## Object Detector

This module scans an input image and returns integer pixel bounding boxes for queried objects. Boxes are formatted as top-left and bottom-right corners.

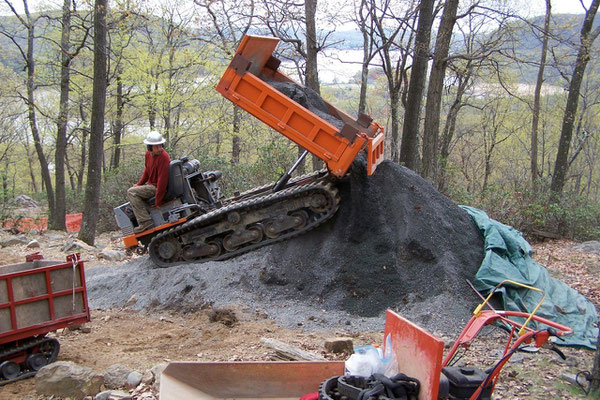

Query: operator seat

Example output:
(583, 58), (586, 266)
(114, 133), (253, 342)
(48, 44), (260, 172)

(147, 160), (186, 205)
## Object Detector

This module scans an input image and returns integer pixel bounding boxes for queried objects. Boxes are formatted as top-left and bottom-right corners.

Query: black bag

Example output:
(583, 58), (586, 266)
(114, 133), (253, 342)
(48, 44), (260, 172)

(319, 373), (420, 400)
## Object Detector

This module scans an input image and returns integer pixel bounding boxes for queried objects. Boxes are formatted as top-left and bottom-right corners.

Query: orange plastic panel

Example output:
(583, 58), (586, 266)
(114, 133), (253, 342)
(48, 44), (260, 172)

(384, 310), (444, 400)
(216, 34), (386, 177)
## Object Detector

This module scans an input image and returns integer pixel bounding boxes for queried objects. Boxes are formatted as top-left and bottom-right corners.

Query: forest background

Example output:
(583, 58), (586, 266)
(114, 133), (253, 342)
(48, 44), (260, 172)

(0, 0), (598, 244)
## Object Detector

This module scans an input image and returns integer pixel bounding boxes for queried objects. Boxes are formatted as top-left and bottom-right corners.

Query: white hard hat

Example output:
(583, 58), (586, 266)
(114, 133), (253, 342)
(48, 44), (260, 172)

(143, 130), (166, 145)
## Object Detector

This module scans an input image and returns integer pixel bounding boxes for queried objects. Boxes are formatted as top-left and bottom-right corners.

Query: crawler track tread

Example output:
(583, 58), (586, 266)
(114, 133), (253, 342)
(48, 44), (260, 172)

(0, 337), (60, 386)
(149, 173), (339, 267)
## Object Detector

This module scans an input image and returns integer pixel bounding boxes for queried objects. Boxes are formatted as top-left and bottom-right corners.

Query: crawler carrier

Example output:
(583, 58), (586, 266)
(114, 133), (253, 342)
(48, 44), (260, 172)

(114, 35), (385, 267)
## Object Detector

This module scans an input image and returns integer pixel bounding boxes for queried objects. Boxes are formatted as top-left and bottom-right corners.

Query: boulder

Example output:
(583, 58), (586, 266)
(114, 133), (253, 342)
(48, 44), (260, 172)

(14, 194), (39, 208)
(150, 363), (168, 392)
(35, 361), (104, 400)
(103, 363), (133, 389)
(99, 249), (127, 262)
(127, 370), (143, 388)
(61, 239), (96, 252)
(27, 239), (40, 249)
(45, 232), (66, 241)
(324, 337), (354, 354)
(571, 241), (600, 254)
(94, 391), (113, 400)
(0, 235), (28, 247)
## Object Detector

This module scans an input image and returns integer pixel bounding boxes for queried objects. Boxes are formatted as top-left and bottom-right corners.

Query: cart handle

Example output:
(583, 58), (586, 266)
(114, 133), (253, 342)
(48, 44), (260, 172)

(472, 279), (545, 336)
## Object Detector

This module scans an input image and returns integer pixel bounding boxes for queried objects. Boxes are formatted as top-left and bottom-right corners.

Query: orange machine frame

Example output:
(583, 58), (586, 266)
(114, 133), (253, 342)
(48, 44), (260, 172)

(216, 35), (385, 178)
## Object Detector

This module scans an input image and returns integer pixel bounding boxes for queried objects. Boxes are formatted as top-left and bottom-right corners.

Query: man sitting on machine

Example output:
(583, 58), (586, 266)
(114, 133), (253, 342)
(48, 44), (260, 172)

(127, 130), (171, 234)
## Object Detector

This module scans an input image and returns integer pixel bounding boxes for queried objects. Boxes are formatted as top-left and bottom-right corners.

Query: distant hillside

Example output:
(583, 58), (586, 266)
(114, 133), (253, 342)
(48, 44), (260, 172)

(508, 13), (597, 85)
(0, 11), (594, 86)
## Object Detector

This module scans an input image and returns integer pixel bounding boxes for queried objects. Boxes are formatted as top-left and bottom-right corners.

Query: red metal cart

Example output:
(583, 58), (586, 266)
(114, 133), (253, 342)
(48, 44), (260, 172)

(0, 253), (90, 385)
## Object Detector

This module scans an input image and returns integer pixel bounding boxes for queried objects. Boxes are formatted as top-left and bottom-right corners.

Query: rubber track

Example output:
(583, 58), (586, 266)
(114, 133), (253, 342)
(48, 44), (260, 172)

(149, 177), (339, 268)
(0, 337), (60, 386)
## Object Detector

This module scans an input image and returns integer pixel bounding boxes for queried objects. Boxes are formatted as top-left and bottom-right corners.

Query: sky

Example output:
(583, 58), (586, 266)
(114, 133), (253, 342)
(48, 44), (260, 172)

(0, 0), (595, 18)
(527, 0), (592, 16)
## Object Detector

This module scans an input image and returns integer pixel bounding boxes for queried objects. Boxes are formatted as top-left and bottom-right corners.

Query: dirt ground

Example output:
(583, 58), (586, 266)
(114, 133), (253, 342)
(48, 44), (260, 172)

(0, 229), (598, 399)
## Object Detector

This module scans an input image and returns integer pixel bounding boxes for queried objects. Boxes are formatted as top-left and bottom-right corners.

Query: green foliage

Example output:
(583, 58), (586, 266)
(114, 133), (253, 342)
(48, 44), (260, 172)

(467, 180), (600, 241)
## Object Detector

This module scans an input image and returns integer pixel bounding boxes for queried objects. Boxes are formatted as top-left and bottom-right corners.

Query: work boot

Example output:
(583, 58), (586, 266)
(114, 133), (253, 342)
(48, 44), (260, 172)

(134, 220), (154, 234)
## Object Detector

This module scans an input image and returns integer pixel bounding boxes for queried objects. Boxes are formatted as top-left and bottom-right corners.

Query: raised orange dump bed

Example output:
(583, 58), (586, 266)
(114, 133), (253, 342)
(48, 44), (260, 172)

(216, 35), (385, 177)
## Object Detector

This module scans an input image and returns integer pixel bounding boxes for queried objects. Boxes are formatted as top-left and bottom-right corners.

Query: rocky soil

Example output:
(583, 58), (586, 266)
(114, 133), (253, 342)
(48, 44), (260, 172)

(0, 234), (597, 400)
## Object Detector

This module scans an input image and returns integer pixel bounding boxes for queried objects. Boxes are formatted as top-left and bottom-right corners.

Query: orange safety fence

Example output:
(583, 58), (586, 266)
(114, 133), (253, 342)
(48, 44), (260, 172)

(1, 213), (83, 233)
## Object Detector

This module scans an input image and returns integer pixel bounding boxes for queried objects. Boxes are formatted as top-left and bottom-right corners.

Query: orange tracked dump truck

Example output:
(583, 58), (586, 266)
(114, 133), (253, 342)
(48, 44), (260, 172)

(114, 34), (385, 267)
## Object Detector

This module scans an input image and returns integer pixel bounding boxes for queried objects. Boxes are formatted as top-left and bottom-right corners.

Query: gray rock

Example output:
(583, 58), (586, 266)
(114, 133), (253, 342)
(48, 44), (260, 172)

(61, 239), (96, 252)
(324, 337), (354, 354)
(103, 363), (133, 389)
(35, 361), (104, 400)
(571, 241), (600, 254)
(14, 194), (39, 208)
(94, 390), (113, 400)
(99, 249), (127, 262)
(0, 235), (28, 247)
(27, 239), (40, 248)
(124, 294), (138, 308)
(45, 233), (66, 241)
(127, 370), (143, 388)
(141, 370), (154, 385)
(560, 372), (589, 387)
(150, 363), (168, 392)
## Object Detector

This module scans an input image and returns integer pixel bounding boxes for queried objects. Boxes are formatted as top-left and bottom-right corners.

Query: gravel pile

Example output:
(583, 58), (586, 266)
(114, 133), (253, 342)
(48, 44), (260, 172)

(87, 156), (484, 335)
(264, 79), (345, 130)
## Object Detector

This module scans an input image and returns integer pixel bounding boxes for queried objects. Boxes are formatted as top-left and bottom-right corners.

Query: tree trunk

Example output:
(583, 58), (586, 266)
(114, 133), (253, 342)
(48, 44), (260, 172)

(399, 0), (434, 170)
(437, 80), (466, 192)
(390, 90), (400, 161)
(232, 106), (241, 164)
(24, 133), (38, 193)
(304, 0), (322, 171)
(77, 103), (88, 193)
(1, 167), (7, 204)
(357, 0), (371, 115)
(148, 81), (157, 129)
(52, 0), (72, 231)
(111, 72), (124, 170)
(79, 0), (107, 245)
(24, 7), (56, 221)
(531, 0), (551, 191)
(78, 127), (87, 193)
(551, 0), (600, 196)
(421, 0), (458, 181)
(64, 150), (77, 191)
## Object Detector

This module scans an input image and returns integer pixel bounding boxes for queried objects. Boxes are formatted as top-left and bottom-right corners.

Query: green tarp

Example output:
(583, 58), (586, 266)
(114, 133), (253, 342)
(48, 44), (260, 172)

(461, 206), (598, 350)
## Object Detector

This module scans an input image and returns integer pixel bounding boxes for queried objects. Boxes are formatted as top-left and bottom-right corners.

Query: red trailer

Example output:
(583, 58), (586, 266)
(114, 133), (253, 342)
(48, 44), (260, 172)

(0, 253), (90, 385)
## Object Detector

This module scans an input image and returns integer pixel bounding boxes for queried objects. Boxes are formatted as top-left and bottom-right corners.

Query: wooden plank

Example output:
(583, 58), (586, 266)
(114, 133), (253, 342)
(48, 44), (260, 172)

(260, 338), (325, 361)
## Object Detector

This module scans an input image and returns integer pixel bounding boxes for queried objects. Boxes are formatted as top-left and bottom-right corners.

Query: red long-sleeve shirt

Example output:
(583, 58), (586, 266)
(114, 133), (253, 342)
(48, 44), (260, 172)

(136, 149), (171, 207)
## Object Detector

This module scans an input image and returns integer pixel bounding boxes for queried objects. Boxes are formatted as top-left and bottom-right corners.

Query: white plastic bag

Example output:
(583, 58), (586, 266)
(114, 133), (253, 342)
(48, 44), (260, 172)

(345, 334), (398, 377)
(344, 345), (382, 377)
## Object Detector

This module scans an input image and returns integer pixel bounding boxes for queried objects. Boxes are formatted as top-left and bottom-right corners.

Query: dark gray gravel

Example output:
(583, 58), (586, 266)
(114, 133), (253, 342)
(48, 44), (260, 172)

(87, 157), (484, 336)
